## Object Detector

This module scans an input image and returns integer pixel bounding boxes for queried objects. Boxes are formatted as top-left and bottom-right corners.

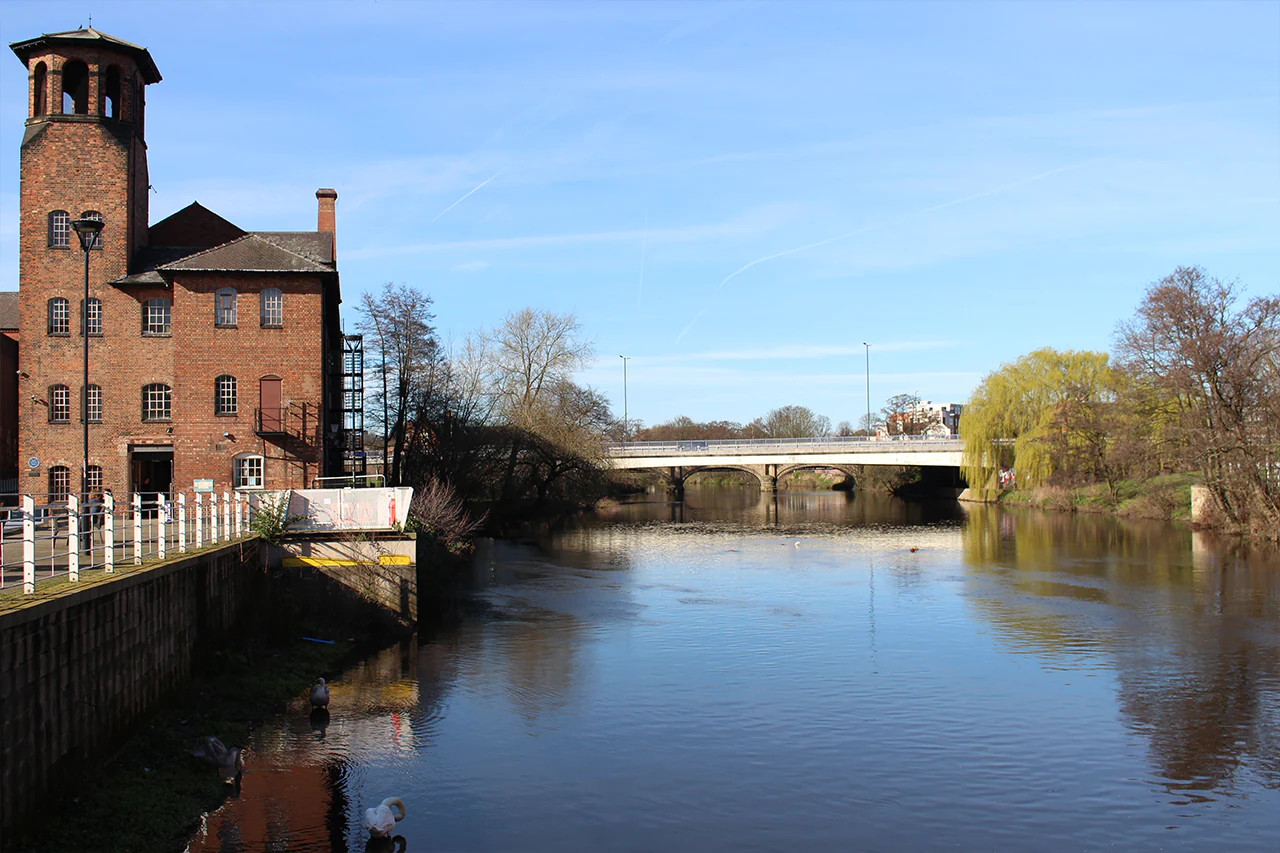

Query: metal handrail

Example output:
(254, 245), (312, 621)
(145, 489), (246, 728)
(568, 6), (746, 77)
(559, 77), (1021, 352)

(605, 434), (962, 454)
(1, 489), (258, 595)
(310, 474), (387, 489)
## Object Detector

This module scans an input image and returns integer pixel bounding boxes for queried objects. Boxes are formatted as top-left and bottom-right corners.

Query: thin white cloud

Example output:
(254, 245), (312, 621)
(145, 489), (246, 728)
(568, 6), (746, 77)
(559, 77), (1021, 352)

(673, 161), (1089, 343)
(599, 341), (955, 366)
(451, 260), (489, 273)
(345, 206), (789, 259)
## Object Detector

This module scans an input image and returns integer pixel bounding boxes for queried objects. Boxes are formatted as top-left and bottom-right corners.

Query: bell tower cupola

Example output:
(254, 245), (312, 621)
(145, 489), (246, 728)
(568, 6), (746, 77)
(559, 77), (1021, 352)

(10, 28), (162, 267)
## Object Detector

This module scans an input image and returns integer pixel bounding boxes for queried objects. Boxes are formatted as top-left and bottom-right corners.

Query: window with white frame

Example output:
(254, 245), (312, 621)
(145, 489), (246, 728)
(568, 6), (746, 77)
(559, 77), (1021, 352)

(84, 384), (102, 423)
(49, 385), (70, 422)
(48, 210), (70, 247)
(260, 288), (283, 327)
(142, 383), (171, 421)
(215, 375), (237, 415)
(215, 288), (237, 326)
(235, 455), (264, 489)
(82, 297), (102, 336)
(48, 297), (69, 335)
(49, 466), (70, 501)
(86, 465), (102, 492)
(143, 298), (171, 336)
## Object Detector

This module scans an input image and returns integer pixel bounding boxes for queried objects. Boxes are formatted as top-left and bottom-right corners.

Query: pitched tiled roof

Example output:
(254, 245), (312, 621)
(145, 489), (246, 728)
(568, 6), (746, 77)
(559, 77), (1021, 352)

(254, 232), (333, 266)
(9, 28), (161, 83)
(0, 291), (18, 330)
(160, 233), (334, 273)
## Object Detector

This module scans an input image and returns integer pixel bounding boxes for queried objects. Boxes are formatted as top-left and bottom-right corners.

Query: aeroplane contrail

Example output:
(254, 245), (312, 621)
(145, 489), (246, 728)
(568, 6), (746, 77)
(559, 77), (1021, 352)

(715, 162), (1081, 293)
(432, 168), (507, 222)
(674, 161), (1085, 343)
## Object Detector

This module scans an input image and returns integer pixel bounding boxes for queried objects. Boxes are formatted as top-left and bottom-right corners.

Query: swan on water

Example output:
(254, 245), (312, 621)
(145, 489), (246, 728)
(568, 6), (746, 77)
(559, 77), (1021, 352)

(310, 677), (331, 707)
(363, 797), (407, 837)
(191, 736), (245, 783)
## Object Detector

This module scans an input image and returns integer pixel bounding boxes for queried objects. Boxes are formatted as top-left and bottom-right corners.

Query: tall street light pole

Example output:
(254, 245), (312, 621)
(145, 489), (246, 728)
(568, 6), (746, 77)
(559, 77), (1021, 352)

(619, 355), (629, 442)
(862, 342), (870, 438)
(72, 216), (104, 514)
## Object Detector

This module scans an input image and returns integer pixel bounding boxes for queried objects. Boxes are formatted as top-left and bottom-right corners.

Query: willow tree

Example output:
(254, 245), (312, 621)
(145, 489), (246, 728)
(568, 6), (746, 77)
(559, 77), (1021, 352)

(961, 348), (1116, 498)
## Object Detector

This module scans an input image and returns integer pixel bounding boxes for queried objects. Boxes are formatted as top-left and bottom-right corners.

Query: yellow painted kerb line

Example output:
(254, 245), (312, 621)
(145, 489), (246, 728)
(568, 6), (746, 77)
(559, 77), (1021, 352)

(282, 555), (413, 568)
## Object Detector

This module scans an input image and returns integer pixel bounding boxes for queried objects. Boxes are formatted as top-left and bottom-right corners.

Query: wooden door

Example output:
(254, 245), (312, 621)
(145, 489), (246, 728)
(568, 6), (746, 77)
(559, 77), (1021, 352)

(260, 377), (282, 432)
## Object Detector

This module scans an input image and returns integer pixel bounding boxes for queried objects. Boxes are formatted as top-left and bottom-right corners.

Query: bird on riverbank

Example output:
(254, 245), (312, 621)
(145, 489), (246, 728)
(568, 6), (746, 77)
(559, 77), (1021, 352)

(363, 797), (407, 837)
(310, 677), (330, 708)
(191, 736), (245, 783)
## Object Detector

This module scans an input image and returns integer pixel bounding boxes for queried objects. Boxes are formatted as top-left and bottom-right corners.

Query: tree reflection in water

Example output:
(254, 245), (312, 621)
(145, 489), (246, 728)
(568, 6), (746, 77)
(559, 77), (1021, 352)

(962, 505), (1280, 796)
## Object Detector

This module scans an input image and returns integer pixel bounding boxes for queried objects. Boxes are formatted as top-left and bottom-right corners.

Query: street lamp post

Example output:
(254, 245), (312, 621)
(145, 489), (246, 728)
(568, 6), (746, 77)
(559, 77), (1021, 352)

(71, 217), (104, 519)
(862, 342), (870, 438)
(619, 355), (630, 442)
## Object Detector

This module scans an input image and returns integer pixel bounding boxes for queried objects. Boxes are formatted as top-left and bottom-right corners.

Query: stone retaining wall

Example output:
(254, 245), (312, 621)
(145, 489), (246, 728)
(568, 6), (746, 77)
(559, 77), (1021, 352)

(0, 538), (261, 839)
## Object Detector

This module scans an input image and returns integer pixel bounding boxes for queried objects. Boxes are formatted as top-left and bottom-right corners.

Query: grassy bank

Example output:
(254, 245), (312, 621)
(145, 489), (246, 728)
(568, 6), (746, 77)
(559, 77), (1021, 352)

(12, 572), (402, 853)
(993, 473), (1197, 522)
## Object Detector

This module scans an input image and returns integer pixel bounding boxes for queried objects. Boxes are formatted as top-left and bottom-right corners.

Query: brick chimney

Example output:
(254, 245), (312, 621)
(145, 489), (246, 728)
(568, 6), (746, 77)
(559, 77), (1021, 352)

(316, 188), (337, 258)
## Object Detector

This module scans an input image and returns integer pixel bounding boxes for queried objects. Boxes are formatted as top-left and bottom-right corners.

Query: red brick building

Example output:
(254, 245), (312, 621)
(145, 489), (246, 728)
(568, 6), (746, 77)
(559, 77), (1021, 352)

(10, 28), (346, 500)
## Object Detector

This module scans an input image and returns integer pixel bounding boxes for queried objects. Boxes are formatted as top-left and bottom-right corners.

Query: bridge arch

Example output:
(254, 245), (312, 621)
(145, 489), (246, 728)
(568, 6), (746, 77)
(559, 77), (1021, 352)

(665, 463), (860, 493)
(661, 464), (775, 493)
(774, 463), (859, 488)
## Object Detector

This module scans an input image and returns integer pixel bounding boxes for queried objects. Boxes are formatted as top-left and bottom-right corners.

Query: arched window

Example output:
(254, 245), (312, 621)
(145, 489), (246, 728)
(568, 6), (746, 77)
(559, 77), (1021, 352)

(234, 454), (264, 490)
(260, 288), (283, 327)
(215, 288), (237, 326)
(33, 62), (47, 116)
(61, 60), (89, 115)
(142, 384), (171, 422)
(103, 65), (121, 119)
(84, 384), (102, 423)
(142, 298), (171, 336)
(48, 297), (70, 335)
(49, 385), (71, 422)
(49, 466), (70, 502)
(78, 211), (103, 249)
(215, 375), (238, 415)
(86, 466), (102, 493)
(81, 297), (102, 336)
(48, 210), (70, 247)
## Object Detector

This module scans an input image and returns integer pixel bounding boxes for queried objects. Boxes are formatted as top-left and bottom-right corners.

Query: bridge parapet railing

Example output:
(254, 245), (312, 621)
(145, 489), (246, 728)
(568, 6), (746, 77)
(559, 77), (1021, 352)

(605, 434), (962, 456)
(0, 489), (261, 596)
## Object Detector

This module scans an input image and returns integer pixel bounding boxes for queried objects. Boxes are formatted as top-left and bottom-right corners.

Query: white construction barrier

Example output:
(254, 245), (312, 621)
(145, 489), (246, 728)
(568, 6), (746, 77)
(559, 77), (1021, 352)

(274, 487), (413, 532)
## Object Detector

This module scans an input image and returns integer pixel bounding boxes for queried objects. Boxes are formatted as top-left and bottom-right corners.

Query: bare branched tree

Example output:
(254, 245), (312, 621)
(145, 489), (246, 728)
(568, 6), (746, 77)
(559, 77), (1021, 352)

(357, 283), (441, 486)
(1115, 266), (1280, 534)
(880, 393), (940, 436)
(752, 405), (831, 438)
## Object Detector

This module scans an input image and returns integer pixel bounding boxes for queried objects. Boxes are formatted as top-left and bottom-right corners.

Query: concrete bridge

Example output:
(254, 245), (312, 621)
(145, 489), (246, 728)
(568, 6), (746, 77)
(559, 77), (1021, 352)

(605, 435), (963, 492)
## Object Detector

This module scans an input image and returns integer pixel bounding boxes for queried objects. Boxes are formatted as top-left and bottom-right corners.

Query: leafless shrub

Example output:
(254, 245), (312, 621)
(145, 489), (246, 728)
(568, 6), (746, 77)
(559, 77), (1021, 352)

(410, 477), (486, 555)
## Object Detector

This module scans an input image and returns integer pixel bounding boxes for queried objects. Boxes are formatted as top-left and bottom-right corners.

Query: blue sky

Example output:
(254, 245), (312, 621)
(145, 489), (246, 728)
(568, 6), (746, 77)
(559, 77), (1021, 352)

(2, 1), (1277, 428)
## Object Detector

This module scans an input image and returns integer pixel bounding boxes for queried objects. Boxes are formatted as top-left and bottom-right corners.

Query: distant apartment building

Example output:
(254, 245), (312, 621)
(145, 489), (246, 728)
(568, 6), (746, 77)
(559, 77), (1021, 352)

(10, 27), (347, 500)
(879, 400), (963, 437)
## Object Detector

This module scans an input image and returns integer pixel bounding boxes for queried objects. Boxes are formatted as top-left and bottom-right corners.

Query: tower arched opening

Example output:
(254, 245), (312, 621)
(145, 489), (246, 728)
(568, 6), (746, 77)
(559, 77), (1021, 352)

(61, 59), (89, 115)
(103, 65), (121, 119)
(33, 62), (47, 116)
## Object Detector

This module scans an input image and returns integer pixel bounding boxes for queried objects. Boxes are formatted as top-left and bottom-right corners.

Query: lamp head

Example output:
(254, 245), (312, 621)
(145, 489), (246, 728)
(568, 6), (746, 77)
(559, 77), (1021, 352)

(71, 217), (104, 251)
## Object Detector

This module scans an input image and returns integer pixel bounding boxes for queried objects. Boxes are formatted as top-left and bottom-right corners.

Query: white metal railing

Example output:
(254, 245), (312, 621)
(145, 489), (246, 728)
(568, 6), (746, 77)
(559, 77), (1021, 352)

(310, 474), (387, 489)
(0, 490), (261, 596)
(605, 433), (962, 456)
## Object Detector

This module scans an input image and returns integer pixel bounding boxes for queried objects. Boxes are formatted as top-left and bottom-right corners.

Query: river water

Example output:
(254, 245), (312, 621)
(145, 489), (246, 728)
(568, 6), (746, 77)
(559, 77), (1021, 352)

(188, 490), (1280, 852)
